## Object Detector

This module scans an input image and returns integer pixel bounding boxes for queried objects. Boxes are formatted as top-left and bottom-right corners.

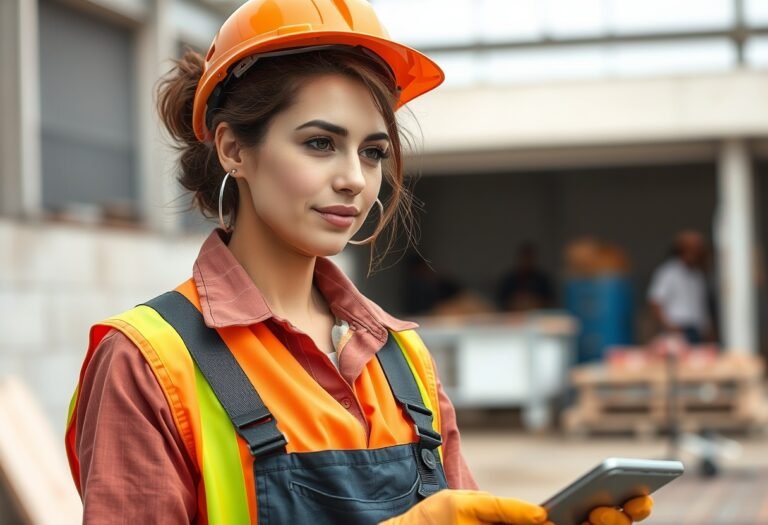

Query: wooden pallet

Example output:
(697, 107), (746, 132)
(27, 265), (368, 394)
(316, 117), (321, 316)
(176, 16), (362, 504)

(0, 376), (82, 524)
(562, 352), (768, 437)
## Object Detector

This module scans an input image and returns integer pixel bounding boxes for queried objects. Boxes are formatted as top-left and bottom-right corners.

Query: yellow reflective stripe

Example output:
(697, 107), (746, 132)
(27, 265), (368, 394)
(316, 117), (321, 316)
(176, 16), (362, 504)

(67, 384), (79, 425)
(112, 306), (251, 524)
(393, 337), (434, 414)
(391, 332), (443, 460)
(110, 307), (198, 458)
(195, 366), (251, 525)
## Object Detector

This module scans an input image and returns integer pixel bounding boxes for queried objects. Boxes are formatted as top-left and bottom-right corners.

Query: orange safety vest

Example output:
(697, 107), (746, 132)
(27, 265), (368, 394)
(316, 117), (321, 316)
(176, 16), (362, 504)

(65, 278), (444, 524)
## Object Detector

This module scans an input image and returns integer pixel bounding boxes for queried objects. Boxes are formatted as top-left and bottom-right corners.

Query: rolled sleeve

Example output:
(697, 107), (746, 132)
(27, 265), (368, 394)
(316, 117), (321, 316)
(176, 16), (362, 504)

(75, 329), (198, 524)
(433, 358), (478, 490)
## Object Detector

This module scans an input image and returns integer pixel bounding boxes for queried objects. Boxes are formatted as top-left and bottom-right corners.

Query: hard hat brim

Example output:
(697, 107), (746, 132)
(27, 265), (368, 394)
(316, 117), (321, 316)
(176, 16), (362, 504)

(193, 31), (445, 142)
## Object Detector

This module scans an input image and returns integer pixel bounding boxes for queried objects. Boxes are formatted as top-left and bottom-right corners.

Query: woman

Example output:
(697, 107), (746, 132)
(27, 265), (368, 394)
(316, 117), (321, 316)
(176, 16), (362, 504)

(65, 1), (653, 524)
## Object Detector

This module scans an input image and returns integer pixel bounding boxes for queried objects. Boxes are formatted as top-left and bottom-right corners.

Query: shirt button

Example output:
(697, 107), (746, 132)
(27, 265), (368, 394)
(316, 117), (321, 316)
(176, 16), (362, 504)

(341, 398), (352, 409)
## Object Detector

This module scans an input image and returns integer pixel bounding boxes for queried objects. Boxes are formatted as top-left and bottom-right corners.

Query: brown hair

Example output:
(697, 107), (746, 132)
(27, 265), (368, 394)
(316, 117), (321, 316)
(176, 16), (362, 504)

(156, 47), (417, 271)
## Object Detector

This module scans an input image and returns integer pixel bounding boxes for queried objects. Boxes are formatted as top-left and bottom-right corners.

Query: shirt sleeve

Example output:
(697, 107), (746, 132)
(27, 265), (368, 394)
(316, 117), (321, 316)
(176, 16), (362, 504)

(433, 358), (478, 490)
(75, 329), (198, 524)
(648, 263), (672, 304)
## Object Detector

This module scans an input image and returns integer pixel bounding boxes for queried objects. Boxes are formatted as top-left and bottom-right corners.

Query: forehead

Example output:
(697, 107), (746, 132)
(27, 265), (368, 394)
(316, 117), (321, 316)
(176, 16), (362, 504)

(279, 74), (387, 134)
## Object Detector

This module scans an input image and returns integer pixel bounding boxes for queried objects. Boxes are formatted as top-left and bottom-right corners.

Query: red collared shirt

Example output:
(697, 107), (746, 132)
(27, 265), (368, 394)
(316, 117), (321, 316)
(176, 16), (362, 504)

(74, 229), (477, 523)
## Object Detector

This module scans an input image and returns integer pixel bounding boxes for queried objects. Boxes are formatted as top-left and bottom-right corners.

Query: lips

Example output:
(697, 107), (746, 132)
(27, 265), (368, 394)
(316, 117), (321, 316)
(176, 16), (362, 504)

(314, 205), (360, 228)
(315, 205), (360, 216)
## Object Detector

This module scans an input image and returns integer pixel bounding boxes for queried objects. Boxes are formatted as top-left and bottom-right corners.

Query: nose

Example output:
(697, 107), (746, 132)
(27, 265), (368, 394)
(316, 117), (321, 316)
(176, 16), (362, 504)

(333, 152), (366, 195)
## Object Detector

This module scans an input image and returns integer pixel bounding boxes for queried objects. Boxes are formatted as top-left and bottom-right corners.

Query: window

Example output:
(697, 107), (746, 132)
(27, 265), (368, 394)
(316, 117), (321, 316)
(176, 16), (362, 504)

(38, 0), (138, 222)
(745, 0), (768, 26)
(746, 37), (768, 68)
(374, 0), (742, 85)
(607, 0), (734, 33)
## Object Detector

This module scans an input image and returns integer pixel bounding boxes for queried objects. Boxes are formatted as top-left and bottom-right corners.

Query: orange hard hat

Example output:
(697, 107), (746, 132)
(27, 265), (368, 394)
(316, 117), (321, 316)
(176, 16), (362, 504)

(192, 0), (445, 142)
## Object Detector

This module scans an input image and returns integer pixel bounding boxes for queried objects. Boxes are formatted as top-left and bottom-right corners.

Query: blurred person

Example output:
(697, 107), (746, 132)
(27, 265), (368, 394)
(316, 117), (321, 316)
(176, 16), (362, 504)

(404, 255), (459, 314)
(63, 1), (653, 524)
(405, 256), (493, 316)
(648, 231), (714, 344)
(497, 242), (555, 311)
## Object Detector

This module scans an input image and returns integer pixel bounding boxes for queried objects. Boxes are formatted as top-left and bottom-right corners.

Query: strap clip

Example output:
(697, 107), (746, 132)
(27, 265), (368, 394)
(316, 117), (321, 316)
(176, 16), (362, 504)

(405, 402), (433, 417)
(414, 424), (442, 450)
(248, 433), (289, 457)
(233, 408), (288, 457)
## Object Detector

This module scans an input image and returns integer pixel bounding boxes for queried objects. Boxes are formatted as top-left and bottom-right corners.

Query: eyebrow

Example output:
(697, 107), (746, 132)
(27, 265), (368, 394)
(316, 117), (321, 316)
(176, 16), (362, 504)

(295, 120), (390, 143)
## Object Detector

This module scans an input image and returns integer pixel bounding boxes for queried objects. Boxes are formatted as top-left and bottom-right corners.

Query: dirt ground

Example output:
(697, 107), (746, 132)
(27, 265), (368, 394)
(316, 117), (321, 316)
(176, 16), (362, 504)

(460, 429), (768, 525)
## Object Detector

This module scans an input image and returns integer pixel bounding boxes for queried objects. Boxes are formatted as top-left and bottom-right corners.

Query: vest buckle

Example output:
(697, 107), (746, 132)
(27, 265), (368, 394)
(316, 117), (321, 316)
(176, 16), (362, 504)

(248, 433), (289, 457)
(233, 409), (289, 457)
(413, 424), (442, 450)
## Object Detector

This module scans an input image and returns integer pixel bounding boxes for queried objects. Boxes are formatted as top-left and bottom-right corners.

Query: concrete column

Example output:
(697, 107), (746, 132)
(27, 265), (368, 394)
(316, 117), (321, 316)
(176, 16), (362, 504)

(716, 139), (758, 354)
(137, 0), (181, 233)
(0, 0), (42, 219)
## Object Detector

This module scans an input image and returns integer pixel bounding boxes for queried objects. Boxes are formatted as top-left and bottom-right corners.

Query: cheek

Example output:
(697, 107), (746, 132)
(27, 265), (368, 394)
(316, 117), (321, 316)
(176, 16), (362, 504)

(278, 167), (324, 201)
(254, 151), (323, 206)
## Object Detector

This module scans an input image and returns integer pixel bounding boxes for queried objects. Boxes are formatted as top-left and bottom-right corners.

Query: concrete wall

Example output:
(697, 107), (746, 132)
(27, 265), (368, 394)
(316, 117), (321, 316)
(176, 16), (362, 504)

(0, 218), (360, 441)
(0, 219), (205, 439)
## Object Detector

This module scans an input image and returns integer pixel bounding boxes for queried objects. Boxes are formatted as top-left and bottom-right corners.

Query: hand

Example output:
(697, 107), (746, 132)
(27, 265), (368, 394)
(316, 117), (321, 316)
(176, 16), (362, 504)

(583, 496), (654, 525)
(380, 489), (552, 525)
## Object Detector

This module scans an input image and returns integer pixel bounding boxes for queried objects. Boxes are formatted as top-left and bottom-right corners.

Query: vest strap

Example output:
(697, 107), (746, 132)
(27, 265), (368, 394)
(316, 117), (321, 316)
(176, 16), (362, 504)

(376, 335), (442, 450)
(376, 334), (444, 497)
(144, 291), (288, 457)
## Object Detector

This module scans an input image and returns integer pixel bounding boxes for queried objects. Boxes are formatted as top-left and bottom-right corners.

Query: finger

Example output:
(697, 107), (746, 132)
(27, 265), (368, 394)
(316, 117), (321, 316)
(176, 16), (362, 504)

(461, 493), (548, 524)
(588, 507), (631, 525)
(623, 496), (654, 522)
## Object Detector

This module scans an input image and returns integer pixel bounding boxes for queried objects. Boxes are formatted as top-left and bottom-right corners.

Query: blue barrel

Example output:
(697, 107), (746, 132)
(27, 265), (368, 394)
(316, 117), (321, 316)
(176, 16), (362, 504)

(564, 276), (634, 363)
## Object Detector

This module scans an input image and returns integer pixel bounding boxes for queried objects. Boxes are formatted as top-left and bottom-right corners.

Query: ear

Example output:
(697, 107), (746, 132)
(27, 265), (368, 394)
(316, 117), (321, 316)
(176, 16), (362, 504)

(214, 122), (247, 176)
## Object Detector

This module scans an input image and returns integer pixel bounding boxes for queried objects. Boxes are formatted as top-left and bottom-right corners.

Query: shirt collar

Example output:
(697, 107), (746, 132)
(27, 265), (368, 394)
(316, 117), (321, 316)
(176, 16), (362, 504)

(192, 229), (417, 336)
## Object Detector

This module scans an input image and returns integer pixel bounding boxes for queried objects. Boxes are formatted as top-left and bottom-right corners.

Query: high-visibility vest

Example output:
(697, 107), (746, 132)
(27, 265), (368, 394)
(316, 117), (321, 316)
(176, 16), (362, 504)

(65, 278), (443, 524)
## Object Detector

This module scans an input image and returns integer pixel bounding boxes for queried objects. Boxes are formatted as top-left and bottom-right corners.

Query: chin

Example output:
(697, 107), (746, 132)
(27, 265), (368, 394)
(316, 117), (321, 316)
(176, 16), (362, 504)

(295, 235), (349, 258)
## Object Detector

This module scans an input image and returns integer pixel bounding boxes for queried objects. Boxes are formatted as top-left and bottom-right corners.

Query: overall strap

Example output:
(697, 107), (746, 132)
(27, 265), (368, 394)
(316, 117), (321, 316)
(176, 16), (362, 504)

(376, 334), (444, 496)
(144, 291), (287, 457)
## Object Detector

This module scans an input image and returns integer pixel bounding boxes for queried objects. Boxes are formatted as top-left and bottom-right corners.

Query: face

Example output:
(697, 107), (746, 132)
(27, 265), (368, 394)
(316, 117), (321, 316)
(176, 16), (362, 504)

(231, 74), (388, 257)
(678, 232), (705, 266)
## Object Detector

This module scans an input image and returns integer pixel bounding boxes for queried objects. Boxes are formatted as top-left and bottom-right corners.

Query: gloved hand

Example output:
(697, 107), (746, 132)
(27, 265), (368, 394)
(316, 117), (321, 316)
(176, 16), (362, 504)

(379, 491), (654, 525)
(583, 495), (654, 525)
(379, 489), (552, 525)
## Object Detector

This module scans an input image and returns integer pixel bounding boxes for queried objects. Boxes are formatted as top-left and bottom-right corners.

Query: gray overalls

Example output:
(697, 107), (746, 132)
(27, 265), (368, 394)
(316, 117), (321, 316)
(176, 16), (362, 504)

(146, 292), (449, 524)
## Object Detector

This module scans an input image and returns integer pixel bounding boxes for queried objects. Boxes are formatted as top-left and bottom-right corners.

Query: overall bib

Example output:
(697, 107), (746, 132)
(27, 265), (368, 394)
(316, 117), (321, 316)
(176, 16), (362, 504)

(144, 291), (449, 524)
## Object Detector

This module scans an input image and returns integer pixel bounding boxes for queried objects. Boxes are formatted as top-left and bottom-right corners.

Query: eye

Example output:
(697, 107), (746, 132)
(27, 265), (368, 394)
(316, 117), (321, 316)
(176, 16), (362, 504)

(360, 146), (390, 162)
(305, 137), (334, 152)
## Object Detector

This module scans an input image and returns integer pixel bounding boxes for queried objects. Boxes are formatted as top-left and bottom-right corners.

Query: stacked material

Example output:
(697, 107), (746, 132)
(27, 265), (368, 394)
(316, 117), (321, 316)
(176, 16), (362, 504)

(563, 348), (768, 437)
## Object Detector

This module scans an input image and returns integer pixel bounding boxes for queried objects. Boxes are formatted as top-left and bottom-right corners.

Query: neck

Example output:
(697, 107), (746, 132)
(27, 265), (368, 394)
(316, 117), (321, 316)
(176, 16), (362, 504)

(226, 192), (318, 321)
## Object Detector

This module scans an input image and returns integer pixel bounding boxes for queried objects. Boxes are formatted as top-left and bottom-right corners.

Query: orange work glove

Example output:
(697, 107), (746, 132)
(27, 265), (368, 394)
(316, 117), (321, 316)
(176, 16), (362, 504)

(379, 491), (654, 525)
(583, 495), (654, 525)
(380, 489), (553, 525)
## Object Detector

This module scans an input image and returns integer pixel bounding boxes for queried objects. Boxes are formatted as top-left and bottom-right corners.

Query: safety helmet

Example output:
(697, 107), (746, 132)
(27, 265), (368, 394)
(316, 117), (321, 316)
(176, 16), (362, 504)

(192, 0), (445, 142)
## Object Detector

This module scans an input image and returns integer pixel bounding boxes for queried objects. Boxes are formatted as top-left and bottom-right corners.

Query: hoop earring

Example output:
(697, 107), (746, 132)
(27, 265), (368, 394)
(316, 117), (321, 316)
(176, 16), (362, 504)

(218, 169), (237, 232)
(348, 199), (384, 246)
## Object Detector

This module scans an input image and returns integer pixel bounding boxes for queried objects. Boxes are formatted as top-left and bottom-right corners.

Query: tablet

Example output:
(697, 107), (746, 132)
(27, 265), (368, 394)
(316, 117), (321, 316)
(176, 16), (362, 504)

(541, 458), (684, 525)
